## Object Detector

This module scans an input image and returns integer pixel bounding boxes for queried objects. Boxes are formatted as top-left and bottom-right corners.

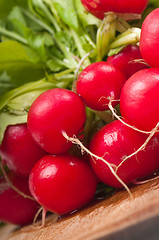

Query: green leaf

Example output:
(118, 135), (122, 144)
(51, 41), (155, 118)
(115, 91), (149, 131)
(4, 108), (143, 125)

(7, 7), (48, 62)
(54, 31), (75, 52)
(42, 32), (54, 47)
(0, 71), (14, 96)
(0, 111), (27, 143)
(148, 0), (159, 7)
(0, 40), (45, 86)
(8, 6), (27, 27)
(108, 45), (127, 57)
(0, 0), (28, 20)
(27, 34), (48, 61)
(0, 70), (75, 112)
(50, 0), (79, 30)
(0, 0), (16, 20)
(6, 89), (46, 113)
(47, 59), (64, 72)
(74, 0), (100, 27)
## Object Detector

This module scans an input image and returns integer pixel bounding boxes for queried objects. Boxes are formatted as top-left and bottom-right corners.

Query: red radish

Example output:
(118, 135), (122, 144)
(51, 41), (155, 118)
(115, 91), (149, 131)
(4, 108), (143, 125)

(81, 0), (104, 19)
(107, 45), (148, 79)
(0, 123), (46, 177)
(0, 173), (39, 225)
(120, 68), (159, 132)
(89, 120), (159, 188)
(27, 88), (86, 154)
(81, 0), (149, 19)
(76, 62), (126, 111)
(29, 154), (97, 215)
(140, 8), (159, 68)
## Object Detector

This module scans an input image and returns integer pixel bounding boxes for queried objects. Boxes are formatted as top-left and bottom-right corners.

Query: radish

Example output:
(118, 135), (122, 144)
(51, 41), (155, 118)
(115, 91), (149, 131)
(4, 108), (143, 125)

(89, 120), (159, 188)
(0, 123), (46, 177)
(27, 88), (86, 154)
(140, 8), (159, 68)
(107, 45), (148, 79)
(29, 154), (97, 215)
(120, 68), (159, 132)
(76, 62), (126, 111)
(81, 0), (149, 19)
(0, 173), (39, 225)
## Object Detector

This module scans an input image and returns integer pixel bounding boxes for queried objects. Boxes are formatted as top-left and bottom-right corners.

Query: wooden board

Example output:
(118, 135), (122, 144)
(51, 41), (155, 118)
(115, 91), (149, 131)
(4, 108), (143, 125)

(1, 178), (159, 240)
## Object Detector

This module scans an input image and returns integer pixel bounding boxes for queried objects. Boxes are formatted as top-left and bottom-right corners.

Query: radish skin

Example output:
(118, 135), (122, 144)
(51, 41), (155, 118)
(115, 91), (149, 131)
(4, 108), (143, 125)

(76, 62), (126, 111)
(0, 123), (46, 177)
(120, 68), (159, 132)
(89, 120), (159, 188)
(29, 154), (97, 215)
(81, 0), (149, 19)
(140, 8), (159, 68)
(107, 45), (148, 79)
(27, 88), (86, 154)
(0, 173), (39, 225)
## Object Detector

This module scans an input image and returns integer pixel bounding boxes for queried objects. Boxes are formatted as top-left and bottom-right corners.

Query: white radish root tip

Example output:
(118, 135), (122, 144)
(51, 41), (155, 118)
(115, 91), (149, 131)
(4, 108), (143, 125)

(33, 207), (48, 228)
(133, 174), (159, 185)
(33, 206), (43, 226)
(62, 131), (133, 199)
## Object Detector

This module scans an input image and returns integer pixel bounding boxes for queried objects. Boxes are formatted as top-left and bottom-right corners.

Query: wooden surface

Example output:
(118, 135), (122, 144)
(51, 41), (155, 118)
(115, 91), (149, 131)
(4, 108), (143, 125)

(1, 178), (159, 240)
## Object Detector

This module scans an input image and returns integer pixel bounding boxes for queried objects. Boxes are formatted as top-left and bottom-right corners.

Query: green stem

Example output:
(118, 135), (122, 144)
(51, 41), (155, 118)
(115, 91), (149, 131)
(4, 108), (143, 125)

(0, 27), (27, 45)
(47, 50), (75, 69)
(109, 28), (141, 49)
(55, 39), (78, 68)
(36, 0), (60, 32)
(71, 28), (91, 67)
(22, 8), (54, 35)
(55, 68), (76, 78)
(0, 79), (52, 111)
(116, 17), (130, 33)
(93, 110), (113, 124)
(84, 32), (96, 49)
(96, 13), (117, 61)
(83, 109), (95, 141)
(0, 69), (76, 111)
(22, 9), (78, 68)
(43, 0), (67, 31)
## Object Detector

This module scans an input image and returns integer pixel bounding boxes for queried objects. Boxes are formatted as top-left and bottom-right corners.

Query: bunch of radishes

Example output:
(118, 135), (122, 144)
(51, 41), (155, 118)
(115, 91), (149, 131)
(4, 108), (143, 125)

(1, 0), (159, 227)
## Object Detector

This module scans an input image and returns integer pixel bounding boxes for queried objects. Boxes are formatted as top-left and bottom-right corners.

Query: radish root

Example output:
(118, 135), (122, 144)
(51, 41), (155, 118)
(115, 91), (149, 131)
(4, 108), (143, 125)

(0, 161), (35, 201)
(62, 131), (133, 199)
(133, 174), (159, 185)
(116, 122), (159, 171)
(108, 99), (159, 172)
(72, 51), (94, 92)
(108, 99), (151, 134)
(33, 207), (48, 228)
(33, 206), (43, 226)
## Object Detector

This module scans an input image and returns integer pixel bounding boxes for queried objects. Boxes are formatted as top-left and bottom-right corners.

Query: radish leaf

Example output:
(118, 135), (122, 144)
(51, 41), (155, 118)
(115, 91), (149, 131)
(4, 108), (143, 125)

(0, 41), (45, 87)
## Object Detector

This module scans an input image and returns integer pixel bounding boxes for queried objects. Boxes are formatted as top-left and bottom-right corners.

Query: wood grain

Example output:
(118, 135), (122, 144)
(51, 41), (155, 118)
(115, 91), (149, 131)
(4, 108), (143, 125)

(1, 178), (159, 240)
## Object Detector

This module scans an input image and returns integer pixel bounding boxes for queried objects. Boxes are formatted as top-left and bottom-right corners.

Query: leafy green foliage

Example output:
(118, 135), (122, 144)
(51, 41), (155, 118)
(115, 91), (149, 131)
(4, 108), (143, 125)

(108, 45), (126, 57)
(74, 0), (99, 28)
(0, 0), (17, 20)
(0, 111), (27, 143)
(0, 41), (45, 91)
(0, 71), (14, 95)
(6, 89), (47, 113)
(1, 0), (150, 145)
(49, 0), (79, 30)
(0, 0), (27, 20)
(149, 0), (159, 7)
